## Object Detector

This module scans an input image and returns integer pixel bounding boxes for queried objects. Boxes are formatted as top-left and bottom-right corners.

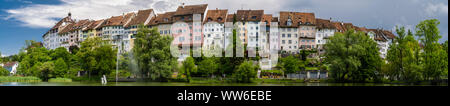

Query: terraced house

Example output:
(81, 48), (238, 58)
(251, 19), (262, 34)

(315, 18), (336, 55)
(203, 9), (228, 50)
(42, 3), (397, 67)
(101, 13), (134, 52)
(43, 13), (74, 50)
(234, 10), (265, 57)
(124, 9), (156, 51)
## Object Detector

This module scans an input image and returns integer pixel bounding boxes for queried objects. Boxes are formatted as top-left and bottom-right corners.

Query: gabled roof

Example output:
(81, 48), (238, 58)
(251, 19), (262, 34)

(226, 14), (235, 22)
(58, 23), (74, 34)
(236, 10), (264, 22)
(382, 30), (395, 39)
(125, 9), (154, 27)
(262, 14), (273, 26)
(174, 4), (208, 16)
(316, 18), (335, 29)
(102, 13), (135, 27)
(333, 22), (345, 32)
(70, 19), (90, 32)
(85, 19), (105, 31)
(149, 12), (176, 25)
(204, 9), (228, 23)
(271, 17), (279, 22)
(51, 16), (74, 30)
(279, 11), (315, 28)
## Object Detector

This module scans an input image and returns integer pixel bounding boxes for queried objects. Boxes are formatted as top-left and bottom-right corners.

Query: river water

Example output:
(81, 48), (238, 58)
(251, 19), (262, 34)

(0, 82), (447, 86)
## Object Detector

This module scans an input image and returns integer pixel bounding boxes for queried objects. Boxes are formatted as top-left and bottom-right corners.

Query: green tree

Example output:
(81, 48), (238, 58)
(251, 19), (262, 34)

(0, 66), (9, 76)
(233, 61), (257, 83)
(219, 29), (245, 77)
(54, 58), (68, 78)
(133, 24), (177, 81)
(182, 57), (196, 82)
(197, 57), (218, 77)
(386, 27), (423, 81)
(415, 19), (446, 81)
(279, 56), (305, 74)
(324, 29), (382, 82)
(77, 37), (116, 78)
(38, 61), (55, 81)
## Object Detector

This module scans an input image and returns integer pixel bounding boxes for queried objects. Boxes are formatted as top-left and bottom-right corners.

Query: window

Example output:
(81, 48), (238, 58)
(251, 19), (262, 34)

(288, 40), (292, 44)
(287, 34), (291, 38)
(282, 40), (285, 44)
(251, 16), (257, 19)
(282, 34), (285, 38)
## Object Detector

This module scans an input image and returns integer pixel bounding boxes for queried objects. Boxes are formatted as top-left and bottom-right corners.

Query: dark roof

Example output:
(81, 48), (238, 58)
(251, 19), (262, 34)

(236, 10), (264, 22)
(126, 9), (154, 27)
(316, 18), (335, 29)
(174, 4), (208, 16)
(279, 11), (315, 28)
(204, 9), (228, 23)
(149, 12), (176, 25)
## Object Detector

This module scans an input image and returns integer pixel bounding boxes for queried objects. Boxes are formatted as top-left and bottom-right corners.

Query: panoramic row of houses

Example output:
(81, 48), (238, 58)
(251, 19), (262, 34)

(42, 4), (395, 70)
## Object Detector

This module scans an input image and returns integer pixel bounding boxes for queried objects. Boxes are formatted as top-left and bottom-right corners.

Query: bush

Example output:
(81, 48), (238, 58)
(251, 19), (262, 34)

(0, 67), (9, 76)
(0, 76), (41, 82)
(48, 78), (72, 82)
(233, 61), (257, 83)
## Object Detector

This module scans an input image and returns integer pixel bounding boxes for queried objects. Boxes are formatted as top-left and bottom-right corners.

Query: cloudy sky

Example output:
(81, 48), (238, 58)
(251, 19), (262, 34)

(0, 0), (448, 56)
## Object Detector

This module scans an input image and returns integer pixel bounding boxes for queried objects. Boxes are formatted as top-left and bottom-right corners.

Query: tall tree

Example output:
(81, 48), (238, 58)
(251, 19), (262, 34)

(324, 29), (382, 82)
(219, 29), (245, 77)
(415, 19), (445, 81)
(182, 57), (196, 82)
(133, 24), (177, 81)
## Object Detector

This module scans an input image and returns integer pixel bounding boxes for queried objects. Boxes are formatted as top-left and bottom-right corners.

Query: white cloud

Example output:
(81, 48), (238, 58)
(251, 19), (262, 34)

(425, 2), (448, 16)
(4, 0), (205, 28)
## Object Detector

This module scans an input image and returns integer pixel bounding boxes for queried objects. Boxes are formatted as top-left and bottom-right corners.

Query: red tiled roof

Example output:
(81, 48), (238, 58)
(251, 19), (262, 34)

(226, 14), (235, 22)
(85, 19), (105, 30)
(58, 23), (74, 34)
(236, 10), (264, 22)
(174, 4), (208, 16)
(204, 9), (228, 23)
(316, 18), (335, 29)
(51, 16), (74, 30)
(382, 30), (395, 39)
(149, 11), (176, 25)
(333, 22), (344, 32)
(279, 11), (315, 28)
(70, 19), (90, 32)
(103, 13), (135, 27)
(126, 9), (154, 27)
(262, 14), (273, 26)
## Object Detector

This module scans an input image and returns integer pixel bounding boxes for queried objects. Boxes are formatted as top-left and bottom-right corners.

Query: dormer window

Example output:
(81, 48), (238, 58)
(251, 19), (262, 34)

(217, 17), (223, 22)
(287, 17), (293, 26)
(207, 18), (213, 22)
